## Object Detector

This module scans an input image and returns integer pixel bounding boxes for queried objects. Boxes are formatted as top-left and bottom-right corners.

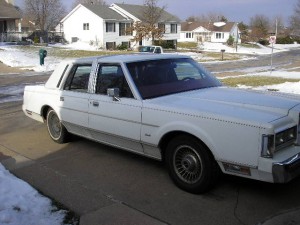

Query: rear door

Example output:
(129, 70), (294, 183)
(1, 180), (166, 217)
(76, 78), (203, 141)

(59, 64), (92, 136)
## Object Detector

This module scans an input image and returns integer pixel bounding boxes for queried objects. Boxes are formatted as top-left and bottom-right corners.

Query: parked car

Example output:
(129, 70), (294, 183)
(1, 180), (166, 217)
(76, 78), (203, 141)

(23, 54), (300, 193)
(138, 46), (164, 53)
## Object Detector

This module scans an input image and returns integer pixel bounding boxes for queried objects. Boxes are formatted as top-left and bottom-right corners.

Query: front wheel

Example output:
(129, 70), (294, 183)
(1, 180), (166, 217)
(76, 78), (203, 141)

(46, 109), (68, 143)
(166, 135), (219, 194)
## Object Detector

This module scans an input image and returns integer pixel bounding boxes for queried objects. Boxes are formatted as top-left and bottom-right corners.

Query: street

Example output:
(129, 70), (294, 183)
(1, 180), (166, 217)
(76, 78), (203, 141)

(1, 50), (300, 225)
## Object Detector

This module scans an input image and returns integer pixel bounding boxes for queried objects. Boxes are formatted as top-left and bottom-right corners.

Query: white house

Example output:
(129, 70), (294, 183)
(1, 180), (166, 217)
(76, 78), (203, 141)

(59, 3), (181, 49)
(58, 4), (132, 49)
(110, 3), (181, 47)
(179, 21), (240, 44)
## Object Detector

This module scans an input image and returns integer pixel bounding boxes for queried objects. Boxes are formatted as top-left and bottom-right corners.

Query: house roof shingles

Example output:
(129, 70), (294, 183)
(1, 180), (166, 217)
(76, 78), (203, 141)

(114, 3), (181, 23)
(0, 0), (21, 19)
(82, 4), (127, 20)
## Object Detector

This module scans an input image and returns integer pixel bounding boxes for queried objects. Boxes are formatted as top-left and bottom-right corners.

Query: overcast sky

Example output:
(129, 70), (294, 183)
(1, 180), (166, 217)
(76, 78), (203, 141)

(15, 0), (297, 25)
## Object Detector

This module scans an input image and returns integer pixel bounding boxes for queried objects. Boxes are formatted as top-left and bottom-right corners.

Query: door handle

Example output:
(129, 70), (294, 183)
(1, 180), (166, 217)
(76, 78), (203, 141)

(60, 97), (64, 101)
(92, 101), (99, 107)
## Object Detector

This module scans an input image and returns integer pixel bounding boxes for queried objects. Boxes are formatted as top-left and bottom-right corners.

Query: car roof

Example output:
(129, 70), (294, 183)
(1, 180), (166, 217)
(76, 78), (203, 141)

(69, 53), (190, 64)
(96, 53), (191, 63)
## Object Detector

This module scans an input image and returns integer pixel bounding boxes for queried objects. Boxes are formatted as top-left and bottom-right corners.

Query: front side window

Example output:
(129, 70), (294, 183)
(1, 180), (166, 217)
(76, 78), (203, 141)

(126, 58), (221, 99)
(96, 64), (133, 98)
(64, 64), (92, 92)
(106, 22), (115, 32)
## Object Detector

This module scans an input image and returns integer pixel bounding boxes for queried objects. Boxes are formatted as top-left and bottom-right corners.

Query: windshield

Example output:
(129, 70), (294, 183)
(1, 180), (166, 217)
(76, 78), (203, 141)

(126, 58), (222, 99)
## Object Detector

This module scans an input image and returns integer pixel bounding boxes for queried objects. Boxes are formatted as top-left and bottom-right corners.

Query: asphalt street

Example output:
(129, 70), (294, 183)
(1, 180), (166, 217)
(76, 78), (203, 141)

(1, 50), (300, 225)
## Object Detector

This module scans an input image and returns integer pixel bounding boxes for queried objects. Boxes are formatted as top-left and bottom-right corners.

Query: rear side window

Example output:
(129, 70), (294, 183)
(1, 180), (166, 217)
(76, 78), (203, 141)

(64, 64), (92, 92)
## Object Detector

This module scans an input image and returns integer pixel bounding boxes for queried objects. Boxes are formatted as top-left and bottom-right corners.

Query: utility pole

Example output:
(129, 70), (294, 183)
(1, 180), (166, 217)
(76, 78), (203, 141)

(236, 23), (239, 52)
(275, 18), (278, 37)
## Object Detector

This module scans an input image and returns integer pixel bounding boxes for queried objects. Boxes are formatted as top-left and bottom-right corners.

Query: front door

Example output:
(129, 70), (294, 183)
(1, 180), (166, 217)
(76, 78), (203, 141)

(88, 63), (143, 153)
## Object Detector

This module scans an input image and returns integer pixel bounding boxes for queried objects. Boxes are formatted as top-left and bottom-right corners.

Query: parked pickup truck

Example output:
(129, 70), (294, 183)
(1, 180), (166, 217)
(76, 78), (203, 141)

(138, 45), (163, 53)
(23, 53), (300, 193)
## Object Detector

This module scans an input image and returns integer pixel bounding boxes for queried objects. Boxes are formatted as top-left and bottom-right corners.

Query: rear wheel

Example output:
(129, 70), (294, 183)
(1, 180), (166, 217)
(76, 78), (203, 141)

(166, 135), (219, 193)
(46, 109), (68, 143)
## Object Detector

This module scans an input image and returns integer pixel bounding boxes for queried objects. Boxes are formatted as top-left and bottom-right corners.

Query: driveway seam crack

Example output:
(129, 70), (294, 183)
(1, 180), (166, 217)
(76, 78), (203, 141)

(234, 186), (247, 225)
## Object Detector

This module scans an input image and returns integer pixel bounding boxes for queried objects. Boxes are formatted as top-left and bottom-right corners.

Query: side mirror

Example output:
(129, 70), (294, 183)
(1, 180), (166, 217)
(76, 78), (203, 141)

(107, 88), (120, 101)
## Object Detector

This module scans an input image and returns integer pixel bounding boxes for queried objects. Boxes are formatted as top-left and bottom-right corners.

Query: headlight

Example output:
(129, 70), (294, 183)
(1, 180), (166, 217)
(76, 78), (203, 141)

(275, 126), (297, 148)
(262, 126), (297, 158)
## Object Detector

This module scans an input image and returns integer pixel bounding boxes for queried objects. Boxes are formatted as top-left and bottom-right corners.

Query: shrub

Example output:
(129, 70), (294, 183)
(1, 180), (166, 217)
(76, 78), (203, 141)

(33, 36), (39, 44)
(276, 36), (294, 44)
(258, 39), (268, 46)
(117, 44), (128, 50)
(227, 35), (234, 46)
(153, 40), (175, 49)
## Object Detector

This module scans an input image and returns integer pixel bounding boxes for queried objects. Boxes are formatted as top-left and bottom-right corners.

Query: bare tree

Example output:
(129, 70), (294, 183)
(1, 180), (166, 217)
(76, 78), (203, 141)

(129, 0), (166, 45)
(249, 14), (270, 42)
(72, 0), (107, 8)
(24, 0), (66, 31)
(186, 12), (228, 23)
(290, 0), (300, 36)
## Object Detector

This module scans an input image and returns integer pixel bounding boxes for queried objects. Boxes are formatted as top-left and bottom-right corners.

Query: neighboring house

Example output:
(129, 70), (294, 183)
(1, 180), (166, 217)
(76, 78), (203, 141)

(59, 3), (181, 49)
(0, 0), (21, 42)
(110, 3), (181, 47)
(179, 21), (240, 44)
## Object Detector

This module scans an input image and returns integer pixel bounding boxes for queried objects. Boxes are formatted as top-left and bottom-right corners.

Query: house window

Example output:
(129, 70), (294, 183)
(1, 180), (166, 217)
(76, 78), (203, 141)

(185, 33), (193, 38)
(216, 32), (224, 39)
(158, 23), (165, 33)
(83, 23), (89, 30)
(171, 24), (177, 34)
(106, 22), (115, 32)
(106, 42), (116, 50)
(121, 42), (130, 48)
(119, 23), (132, 36)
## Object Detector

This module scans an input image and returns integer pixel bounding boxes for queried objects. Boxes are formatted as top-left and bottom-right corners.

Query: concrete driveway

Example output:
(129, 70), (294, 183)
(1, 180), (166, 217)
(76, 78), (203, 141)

(1, 101), (300, 225)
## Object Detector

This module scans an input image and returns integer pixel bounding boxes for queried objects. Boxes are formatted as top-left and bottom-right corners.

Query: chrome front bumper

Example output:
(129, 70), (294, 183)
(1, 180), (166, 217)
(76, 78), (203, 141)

(273, 153), (300, 183)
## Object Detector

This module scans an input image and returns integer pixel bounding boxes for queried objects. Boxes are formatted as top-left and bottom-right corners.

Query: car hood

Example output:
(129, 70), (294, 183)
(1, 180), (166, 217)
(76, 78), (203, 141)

(144, 87), (300, 127)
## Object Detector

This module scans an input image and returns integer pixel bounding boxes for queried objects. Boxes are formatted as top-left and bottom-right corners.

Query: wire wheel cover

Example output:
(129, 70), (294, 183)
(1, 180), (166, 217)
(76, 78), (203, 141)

(173, 145), (203, 184)
(48, 112), (61, 139)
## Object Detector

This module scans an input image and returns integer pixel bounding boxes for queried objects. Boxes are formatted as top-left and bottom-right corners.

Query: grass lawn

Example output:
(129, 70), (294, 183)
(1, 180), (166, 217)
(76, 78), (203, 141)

(10, 45), (132, 58)
(221, 76), (300, 87)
